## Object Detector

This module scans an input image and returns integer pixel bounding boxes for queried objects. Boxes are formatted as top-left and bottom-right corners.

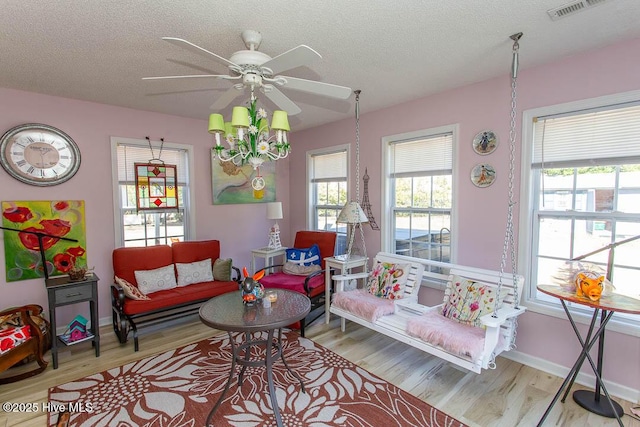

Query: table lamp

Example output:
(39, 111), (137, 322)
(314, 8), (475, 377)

(266, 202), (283, 249)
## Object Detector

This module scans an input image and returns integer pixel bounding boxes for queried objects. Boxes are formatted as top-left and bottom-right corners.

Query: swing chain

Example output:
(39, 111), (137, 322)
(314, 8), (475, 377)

(494, 33), (522, 318)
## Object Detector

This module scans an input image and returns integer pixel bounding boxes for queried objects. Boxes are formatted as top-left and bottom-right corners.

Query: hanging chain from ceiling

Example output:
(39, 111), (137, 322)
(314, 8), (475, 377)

(494, 33), (523, 336)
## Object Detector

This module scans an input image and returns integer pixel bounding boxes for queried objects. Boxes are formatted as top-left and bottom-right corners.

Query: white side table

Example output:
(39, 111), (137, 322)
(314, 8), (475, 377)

(324, 255), (368, 324)
(251, 246), (287, 275)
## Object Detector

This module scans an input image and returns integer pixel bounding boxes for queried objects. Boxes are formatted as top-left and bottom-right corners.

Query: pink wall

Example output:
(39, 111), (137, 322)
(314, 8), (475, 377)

(290, 37), (640, 393)
(0, 89), (289, 325)
(1, 35), (638, 394)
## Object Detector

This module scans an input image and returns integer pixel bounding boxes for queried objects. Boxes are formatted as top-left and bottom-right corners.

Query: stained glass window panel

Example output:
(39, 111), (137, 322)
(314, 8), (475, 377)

(135, 163), (179, 211)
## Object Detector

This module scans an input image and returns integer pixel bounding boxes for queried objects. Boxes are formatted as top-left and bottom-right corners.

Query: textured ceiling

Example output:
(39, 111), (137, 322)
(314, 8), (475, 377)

(2, 0), (640, 130)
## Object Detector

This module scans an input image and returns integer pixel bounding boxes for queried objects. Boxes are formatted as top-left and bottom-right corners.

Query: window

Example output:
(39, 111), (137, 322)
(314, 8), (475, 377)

(111, 137), (194, 247)
(522, 92), (640, 330)
(382, 125), (456, 262)
(308, 146), (348, 254)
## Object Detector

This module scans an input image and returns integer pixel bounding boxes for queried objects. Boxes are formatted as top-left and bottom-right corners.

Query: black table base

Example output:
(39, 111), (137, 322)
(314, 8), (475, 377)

(206, 328), (306, 427)
(573, 390), (624, 418)
(537, 303), (624, 426)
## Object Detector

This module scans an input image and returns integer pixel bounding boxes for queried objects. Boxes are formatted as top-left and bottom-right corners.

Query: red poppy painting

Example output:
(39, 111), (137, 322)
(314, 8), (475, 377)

(1, 200), (87, 281)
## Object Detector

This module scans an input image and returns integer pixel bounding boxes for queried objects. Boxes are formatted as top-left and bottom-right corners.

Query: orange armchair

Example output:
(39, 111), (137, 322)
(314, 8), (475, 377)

(0, 304), (49, 383)
(259, 230), (336, 336)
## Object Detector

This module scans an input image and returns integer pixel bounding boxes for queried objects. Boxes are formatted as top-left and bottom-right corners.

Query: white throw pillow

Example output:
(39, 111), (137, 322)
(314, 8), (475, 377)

(134, 265), (177, 295)
(176, 258), (214, 287)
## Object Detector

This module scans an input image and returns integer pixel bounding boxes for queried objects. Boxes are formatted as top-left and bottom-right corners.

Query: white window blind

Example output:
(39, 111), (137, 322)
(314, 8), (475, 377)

(533, 102), (640, 168)
(311, 150), (347, 182)
(391, 133), (453, 177)
(116, 143), (189, 183)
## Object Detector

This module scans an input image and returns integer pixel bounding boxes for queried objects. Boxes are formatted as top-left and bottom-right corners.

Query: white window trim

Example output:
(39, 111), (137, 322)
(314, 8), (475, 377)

(110, 136), (196, 247)
(306, 144), (351, 229)
(381, 124), (459, 288)
(519, 89), (640, 336)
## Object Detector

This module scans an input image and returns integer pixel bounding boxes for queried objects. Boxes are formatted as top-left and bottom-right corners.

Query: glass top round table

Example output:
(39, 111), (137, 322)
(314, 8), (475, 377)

(199, 288), (311, 427)
(199, 289), (311, 332)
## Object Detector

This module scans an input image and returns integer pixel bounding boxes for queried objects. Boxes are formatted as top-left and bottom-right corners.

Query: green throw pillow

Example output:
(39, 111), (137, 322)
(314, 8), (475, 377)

(213, 258), (232, 281)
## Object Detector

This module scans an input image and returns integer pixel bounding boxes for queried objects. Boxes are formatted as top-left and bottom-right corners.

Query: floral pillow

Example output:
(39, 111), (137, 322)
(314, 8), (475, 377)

(134, 265), (177, 295)
(366, 260), (411, 299)
(441, 274), (509, 327)
(176, 258), (214, 287)
(115, 276), (151, 301)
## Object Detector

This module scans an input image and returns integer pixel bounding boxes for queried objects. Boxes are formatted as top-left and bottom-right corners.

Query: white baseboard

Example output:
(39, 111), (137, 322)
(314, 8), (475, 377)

(502, 349), (639, 404)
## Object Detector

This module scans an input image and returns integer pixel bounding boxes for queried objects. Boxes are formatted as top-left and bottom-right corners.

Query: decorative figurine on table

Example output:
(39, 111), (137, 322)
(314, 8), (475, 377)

(552, 261), (611, 302)
(575, 272), (605, 301)
(241, 267), (265, 306)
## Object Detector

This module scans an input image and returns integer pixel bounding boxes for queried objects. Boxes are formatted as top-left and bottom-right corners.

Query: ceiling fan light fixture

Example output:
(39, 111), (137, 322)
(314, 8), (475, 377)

(210, 91), (291, 173)
(270, 111), (290, 131)
(231, 106), (250, 128)
(208, 113), (225, 133)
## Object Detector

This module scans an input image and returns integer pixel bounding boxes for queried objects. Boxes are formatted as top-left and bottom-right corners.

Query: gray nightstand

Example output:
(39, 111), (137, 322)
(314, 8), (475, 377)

(45, 274), (100, 369)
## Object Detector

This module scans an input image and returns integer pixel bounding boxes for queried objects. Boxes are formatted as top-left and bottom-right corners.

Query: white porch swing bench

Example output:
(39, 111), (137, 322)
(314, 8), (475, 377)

(330, 33), (527, 374)
(329, 252), (526, 374)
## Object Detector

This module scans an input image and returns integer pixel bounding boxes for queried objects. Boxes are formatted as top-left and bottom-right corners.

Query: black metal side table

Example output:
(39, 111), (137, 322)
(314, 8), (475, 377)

(45, 274), (100, 369)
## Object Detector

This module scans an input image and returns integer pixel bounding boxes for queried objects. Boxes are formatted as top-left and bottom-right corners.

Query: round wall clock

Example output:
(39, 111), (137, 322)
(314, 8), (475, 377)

(0, 123), (81, 186)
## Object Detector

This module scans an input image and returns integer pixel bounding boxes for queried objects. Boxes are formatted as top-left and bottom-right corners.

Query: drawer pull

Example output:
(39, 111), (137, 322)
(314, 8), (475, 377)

(66, 292), (82, 297)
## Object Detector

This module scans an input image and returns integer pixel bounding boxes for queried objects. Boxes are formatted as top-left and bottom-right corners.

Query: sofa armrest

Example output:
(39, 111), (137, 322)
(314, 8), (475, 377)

(480, 306), (526, 328)
(303, 269), (326, 294)
(231, 266), (241, 283)
(332, 272), (369, 292)
(111, 283), (126, 313)
(257, 264), (284, 275)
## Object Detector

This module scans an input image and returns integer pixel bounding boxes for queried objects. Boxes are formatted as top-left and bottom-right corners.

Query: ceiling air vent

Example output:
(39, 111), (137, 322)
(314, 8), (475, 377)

(547, 0), (610, 21)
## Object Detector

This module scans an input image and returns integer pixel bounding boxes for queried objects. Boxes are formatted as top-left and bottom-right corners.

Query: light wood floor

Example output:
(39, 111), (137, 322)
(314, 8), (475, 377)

(1, 316), (638, 427)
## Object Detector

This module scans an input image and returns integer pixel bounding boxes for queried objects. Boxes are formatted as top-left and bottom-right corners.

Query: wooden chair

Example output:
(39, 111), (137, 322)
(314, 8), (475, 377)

(0, 304), (49, 383)
(259, 230), (337, 336)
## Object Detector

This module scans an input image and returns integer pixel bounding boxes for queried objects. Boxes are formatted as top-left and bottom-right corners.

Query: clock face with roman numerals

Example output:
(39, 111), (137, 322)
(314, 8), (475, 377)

(0, 123), (81, 186)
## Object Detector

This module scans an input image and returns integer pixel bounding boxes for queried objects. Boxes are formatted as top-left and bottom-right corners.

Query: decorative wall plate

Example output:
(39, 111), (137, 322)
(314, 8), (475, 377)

(471, 163), (496, 188)
(472, 130), (498, 155)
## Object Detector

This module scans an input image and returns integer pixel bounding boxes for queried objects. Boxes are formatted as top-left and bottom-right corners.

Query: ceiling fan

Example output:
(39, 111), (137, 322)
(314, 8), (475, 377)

(143, 30), (352, 115)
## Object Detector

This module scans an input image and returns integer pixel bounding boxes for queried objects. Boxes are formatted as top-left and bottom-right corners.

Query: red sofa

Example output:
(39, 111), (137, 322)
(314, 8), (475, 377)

(111, 240), (240, 351)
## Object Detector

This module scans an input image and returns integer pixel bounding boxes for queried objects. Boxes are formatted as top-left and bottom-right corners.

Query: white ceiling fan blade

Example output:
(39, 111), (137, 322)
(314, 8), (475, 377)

(263, 87), (302, 115)
(210, 86), (245, 110)
(276, 76), (352, 99)
(162, 37), (238, 68)
(142, 74), (231, 81)
(261, 45), (321, 75)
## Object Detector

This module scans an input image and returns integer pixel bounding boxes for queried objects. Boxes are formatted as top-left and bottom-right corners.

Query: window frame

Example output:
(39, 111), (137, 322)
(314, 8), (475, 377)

(110, 137), (196, 248)
(306, 144), (350, 253)
(519, 89), (640, 335)
(381, 124), (459, 284)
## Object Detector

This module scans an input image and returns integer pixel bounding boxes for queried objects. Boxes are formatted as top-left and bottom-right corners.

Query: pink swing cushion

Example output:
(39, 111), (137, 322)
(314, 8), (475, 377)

(406, 310), (488, 361)
(331, 289), (395, 323)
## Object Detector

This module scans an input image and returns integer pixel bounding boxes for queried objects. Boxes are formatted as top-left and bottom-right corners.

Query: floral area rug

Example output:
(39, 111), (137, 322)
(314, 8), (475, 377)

(48, 330), (467, 427)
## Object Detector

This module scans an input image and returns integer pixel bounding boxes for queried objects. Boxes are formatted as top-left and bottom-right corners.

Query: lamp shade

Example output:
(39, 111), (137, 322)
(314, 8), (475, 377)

(266, 202), (283, 220)
(258, 118), (269, 134)
(224, 122), (234, 138)
(337, 201), (368, 224)
(208, 113), (225, 134)
(270, 110), (290, 131)
(231, 106), (250, 128)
